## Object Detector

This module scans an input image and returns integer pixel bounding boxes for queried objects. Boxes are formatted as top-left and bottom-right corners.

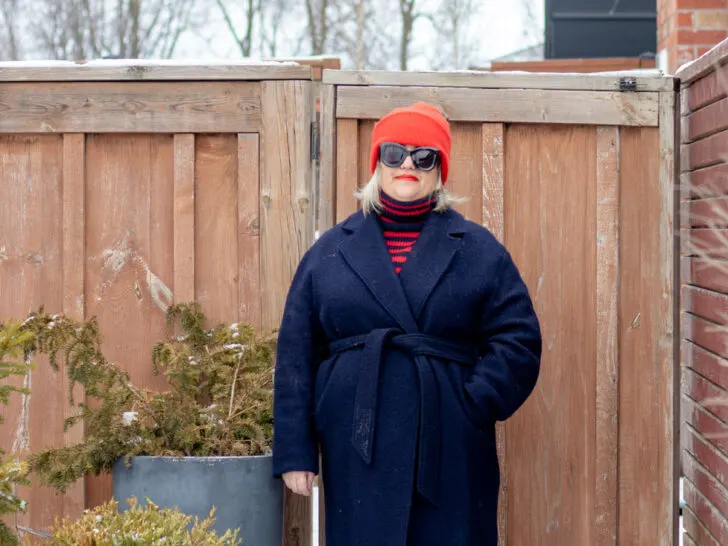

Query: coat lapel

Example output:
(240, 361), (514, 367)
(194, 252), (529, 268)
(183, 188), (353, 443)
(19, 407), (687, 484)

(340, 211), (419, 333)
(399, 209), (466, 320)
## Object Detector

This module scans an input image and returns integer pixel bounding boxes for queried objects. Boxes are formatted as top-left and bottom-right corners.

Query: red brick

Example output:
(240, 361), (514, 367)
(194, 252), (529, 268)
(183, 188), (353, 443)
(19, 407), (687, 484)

(683, 478), (728, 544)
(682, 423), (728, 488)
(699, 46), (716, 56)
(684, 451), (728, 523)
(683, 341), (728, 392)
(687, 95), (728, 141)
(678, 29), (728, 46)
(683, 367), (728, 421)
(689, 63), (728, 112)
(682, 227), (728, 260)
(683, 506), (722, 546)
(695, 9), (728, 28)
(684, 313), (728, 358)
(682, 257), (728, 293)
(687, 131), (728, 170)
(688, 163), (728, 198)
(682, 395), (728, 454)
(678, 0), (728, 9)
(679, 10), (697, 27)
(684, 284), (728, 323)
(678, 45), (699, 67)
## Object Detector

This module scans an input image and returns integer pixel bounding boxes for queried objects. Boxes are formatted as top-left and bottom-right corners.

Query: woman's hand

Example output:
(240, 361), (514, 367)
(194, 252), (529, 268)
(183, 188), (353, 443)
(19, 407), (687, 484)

(282, 471), (315, 496)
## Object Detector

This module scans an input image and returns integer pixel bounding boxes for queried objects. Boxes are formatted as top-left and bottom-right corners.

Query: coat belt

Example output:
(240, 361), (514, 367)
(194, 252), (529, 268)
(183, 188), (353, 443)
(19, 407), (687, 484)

(328, 328), (477, 505)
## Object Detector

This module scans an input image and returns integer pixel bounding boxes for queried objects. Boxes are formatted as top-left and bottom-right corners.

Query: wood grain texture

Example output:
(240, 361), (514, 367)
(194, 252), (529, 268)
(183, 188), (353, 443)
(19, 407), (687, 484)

(595, 126), (619, 546)
(480, 122), (506, 546)
(618, 126), (674, 546)
(318, 84), (336, 234)
(322, 69), (674, 92)
(0, 62), (312, 82)
(446, 123), (483, 221)
(238, 134), (262, 330)
(335, 119), (359, 223)
(173, 134), (195, 304)
(356, 120), (375, 189)
(84, 135), (174, 508)
(504, 125), (597, 546)
(0, 135), (66, 532)
(336, 86), (660, 126)
(61, 133), (86, 520)
(194, 135), (239, 325)
(482, 123), (504, 241)
(260, 80), (313, 546)
(0, 82), (261, 133)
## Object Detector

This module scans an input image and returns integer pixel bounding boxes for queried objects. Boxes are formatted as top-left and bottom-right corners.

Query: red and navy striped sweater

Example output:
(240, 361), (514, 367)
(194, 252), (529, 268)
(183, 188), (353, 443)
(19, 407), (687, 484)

(377, 192), (435, 274)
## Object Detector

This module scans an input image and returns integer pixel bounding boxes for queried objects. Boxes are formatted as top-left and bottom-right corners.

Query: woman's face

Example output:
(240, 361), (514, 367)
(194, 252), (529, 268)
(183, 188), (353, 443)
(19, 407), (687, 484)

(379, 144), (440, 202)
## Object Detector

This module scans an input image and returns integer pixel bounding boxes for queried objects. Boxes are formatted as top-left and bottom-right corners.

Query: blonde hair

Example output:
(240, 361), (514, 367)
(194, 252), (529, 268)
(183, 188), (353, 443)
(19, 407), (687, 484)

(354, 164), (467, 215)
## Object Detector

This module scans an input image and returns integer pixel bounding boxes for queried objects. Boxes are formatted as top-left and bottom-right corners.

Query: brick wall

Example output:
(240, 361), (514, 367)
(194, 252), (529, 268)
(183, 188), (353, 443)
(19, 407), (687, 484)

(659, 0), (728, 73)
(678, 39), (728, 546)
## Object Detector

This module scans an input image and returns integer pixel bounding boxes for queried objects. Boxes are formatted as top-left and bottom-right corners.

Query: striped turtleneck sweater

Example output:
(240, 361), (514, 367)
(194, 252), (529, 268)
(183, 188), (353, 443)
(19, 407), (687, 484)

(377, 192), (436, 274)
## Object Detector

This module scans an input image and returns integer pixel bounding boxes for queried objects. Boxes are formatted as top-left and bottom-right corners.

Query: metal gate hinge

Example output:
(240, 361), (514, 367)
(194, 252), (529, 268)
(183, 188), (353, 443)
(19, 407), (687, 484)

(619, 77), (638, 92)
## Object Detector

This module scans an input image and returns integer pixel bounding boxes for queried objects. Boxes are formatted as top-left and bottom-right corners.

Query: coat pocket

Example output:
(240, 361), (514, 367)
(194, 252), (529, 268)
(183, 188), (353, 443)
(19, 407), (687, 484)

(455, 365), (491, 431)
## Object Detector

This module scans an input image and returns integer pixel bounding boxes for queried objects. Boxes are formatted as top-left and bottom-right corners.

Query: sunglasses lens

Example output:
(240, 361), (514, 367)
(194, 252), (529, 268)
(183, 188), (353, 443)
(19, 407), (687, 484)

(411, 149), (439, 171)
(380, 144), (406, 167)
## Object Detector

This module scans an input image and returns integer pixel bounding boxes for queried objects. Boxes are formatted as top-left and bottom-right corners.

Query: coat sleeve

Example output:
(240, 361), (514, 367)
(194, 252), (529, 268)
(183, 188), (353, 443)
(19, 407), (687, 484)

(465, 247), (542, 423)
(272, 250), (326, 478)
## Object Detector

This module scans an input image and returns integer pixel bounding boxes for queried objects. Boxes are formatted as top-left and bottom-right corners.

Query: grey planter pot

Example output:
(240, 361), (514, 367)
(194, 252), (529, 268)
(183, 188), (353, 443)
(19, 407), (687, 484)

(112, 455), (282, 545)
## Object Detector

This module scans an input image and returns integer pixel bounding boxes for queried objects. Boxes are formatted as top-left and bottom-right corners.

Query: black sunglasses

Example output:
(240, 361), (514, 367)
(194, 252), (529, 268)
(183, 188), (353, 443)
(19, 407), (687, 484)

(379, 142), (440, 172)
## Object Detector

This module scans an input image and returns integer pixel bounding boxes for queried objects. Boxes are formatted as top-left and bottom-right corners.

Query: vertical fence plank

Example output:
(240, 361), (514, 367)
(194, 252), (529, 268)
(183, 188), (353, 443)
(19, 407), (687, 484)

(482, 122), (507, 546)
(618, 126), (663, 546)
(261, 79), (313, 546)
(174, 134), (195, 304)
(504, 125), (598, 546)
(319, 85), (336, 234)
(238, 134), (261, 331)
(659, 90), (679, 546)
(595, 126), (620, 546)
(61, 133), (86, 519)
(195, 135), (239, 325)
(335, 119), (359, 223)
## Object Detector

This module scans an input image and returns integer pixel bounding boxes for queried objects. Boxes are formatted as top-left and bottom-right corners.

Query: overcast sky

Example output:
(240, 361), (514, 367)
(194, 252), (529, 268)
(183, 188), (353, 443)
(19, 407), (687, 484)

(173, 0), (546, 69)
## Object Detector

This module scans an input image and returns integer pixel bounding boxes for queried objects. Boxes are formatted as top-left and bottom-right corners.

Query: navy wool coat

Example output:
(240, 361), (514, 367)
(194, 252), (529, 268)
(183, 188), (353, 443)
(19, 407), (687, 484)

(272, 207), (542, 546)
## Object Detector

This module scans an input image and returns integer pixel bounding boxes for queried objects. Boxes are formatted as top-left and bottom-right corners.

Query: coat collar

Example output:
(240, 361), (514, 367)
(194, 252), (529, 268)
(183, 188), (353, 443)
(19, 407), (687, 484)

(340, 208), (466, 331)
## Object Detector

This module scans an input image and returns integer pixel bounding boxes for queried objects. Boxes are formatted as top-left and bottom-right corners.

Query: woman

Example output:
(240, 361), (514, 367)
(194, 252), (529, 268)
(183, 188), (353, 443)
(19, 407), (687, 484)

(272, 102), (541, 546)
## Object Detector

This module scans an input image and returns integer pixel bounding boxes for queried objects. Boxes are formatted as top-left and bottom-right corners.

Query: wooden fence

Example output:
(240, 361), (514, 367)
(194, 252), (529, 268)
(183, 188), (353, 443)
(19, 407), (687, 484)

(677, 38), (728, 546)
(0, 63), (680, 545)
(318, 70), (680, 545)
(0, 61), (315, 542)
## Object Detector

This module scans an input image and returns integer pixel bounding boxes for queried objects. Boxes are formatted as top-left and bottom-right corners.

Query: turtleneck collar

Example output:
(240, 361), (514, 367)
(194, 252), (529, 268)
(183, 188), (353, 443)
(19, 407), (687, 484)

(378, 191), (436, 225)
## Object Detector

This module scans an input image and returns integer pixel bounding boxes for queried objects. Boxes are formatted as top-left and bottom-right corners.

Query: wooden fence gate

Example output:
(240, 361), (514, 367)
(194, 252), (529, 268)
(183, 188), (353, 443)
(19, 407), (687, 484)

(0, 63), (679, 545)
(316, 70), (680, 546)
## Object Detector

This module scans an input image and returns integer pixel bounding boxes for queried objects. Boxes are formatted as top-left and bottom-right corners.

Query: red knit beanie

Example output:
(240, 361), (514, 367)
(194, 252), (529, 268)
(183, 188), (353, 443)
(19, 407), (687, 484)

(370, 102), (452, 183)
